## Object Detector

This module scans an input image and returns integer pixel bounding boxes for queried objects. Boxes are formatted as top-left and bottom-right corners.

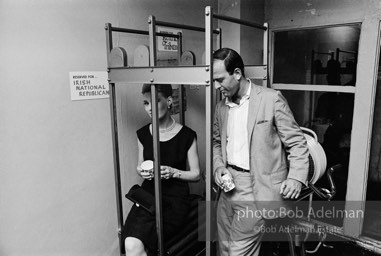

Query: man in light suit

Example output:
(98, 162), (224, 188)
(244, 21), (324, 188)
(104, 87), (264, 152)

(212, 48), (309, 255)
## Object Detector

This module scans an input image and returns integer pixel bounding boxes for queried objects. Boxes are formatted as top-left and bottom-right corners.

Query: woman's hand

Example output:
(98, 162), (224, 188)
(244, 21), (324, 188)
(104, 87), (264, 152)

(160, 166), (175, 180)
(139, 168), (154, 180)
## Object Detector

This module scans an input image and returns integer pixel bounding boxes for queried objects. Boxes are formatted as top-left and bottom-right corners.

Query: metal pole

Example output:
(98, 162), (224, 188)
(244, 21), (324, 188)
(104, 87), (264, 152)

(110, 25), (180, 39)
(155, 19), (220, 34)
(105, 23), (113, 65)
(213, 13), (268, 30)
(109, 83), (124, 256)
(179, 84), (185, 125)
(111, 26), (149, 35)
(178, 32), (185, 125)
(148, 15), (165, 256)
(216, 28), (222, 103)
(217, 28), (222, 49)
(263, 22), (269, 87)
(105, 23), (124, 256)
(311, 50), (315, 84)
(303, 49), (317, 128)
(205, 6), (213, 256)
(177, 32), (183, 63)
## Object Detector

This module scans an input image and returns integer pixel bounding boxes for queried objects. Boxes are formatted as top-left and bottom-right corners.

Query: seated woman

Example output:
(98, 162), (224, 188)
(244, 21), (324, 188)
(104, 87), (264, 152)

(121, 84), (201, 256)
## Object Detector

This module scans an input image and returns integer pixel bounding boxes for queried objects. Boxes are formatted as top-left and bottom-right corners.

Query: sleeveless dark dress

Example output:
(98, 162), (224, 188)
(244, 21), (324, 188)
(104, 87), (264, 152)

(121, 124), (197, 255)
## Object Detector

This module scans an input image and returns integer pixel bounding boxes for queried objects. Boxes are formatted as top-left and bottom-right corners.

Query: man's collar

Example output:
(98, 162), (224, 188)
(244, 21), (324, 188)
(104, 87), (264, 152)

(225, 79), (251, 107)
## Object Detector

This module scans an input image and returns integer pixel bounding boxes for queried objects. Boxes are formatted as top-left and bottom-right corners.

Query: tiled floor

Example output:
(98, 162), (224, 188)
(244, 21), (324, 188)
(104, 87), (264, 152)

(193, 240), (380, 256)
(260, 240), (381, 256)
(304, 241), (380, 256)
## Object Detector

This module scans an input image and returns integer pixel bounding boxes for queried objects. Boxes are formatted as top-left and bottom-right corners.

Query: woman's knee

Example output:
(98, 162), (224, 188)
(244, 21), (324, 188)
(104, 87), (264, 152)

(124, 237), (145, 254)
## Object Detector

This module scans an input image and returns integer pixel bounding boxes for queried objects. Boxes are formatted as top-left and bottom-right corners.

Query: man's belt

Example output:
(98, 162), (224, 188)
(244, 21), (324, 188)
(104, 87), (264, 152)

(228, 164), (250, 173)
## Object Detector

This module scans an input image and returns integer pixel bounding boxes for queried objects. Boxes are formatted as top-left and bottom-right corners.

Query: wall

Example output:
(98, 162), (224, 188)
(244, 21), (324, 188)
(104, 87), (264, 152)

(0, 0), (215, 255)
(217, 0), (241, 50)
(240, 0), (265, 65)
(265, 0), (380, 28)
(0, 1), (120, 255)
(217, 0), (265, 65)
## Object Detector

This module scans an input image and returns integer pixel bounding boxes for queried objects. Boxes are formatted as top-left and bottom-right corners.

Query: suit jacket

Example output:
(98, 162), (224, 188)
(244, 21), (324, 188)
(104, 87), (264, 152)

(213, 82), (309, 203)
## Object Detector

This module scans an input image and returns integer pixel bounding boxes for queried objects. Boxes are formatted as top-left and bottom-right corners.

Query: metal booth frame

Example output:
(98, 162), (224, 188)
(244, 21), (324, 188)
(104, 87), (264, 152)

(105, 6), (268, 256)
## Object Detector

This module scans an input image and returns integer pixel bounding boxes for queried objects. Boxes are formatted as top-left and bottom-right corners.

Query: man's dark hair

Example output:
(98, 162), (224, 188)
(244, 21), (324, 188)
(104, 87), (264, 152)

(141, 84), (173, 97)
(213, 48), (245, 77)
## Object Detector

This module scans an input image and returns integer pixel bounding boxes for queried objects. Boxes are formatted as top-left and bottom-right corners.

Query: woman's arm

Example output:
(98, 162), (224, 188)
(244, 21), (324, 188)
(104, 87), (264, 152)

(136, 139), (153, 180)
(136, 139), (144, 173)
(161, 138), (201, 182)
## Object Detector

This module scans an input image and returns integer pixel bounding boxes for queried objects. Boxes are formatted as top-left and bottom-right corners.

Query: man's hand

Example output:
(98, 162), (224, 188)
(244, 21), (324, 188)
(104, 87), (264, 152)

(214, 166), (231, 191)
(280, 179), (302, 199)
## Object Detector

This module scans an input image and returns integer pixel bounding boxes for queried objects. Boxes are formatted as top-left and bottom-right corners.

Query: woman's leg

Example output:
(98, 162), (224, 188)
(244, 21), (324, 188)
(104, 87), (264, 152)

(124, 237), (147, 256)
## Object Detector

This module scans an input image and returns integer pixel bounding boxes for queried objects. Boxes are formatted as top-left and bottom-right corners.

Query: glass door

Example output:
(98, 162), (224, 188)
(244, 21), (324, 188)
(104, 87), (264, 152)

(362, 41), (381, 240)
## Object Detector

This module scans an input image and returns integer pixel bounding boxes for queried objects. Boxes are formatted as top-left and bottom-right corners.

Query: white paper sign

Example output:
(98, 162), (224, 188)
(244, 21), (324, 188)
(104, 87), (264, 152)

(69, 71), (109, 100)
(157, 26), (181, 52)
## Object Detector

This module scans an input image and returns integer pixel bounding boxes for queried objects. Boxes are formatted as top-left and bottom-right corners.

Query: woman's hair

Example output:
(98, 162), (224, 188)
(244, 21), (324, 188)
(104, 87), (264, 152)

(141, 83), (173, 97)
(213, 48), (245, 77)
